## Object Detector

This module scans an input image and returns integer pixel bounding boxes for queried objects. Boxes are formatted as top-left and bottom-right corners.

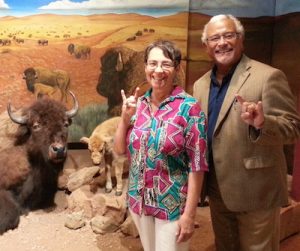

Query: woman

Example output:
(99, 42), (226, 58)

(114, 40), (208, 251)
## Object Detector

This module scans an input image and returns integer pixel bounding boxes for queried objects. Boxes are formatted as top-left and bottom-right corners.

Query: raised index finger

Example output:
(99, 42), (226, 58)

(121, 89), (127, 102)
(235, 94), (245, 105)
(133, 87), (140, 100)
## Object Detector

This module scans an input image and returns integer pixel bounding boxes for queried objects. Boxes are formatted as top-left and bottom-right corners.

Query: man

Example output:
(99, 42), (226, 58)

(193, 14), (300, 251)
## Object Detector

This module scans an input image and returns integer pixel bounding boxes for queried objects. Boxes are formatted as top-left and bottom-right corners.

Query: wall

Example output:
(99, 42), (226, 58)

(187, 0), (300, 175)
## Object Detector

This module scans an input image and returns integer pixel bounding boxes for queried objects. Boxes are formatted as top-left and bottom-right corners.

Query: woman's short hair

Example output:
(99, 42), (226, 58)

(144, 40), (181, 68)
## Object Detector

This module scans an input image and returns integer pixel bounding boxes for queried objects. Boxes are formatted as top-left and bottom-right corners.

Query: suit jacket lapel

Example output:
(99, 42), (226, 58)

(214, 55), (251, 133)
(200, 72), (211, 116)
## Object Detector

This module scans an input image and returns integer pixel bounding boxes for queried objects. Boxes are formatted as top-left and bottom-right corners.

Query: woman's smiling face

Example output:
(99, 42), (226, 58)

(145, 47), (177, 92)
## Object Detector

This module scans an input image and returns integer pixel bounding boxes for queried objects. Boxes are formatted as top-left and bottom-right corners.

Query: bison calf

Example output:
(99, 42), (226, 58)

(33, 82), (58, 99)
(80, 117), (127, 196)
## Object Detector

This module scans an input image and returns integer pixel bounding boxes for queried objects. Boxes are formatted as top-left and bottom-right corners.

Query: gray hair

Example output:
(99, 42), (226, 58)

(201, 14), (245, 44)
(144, 39), (181, 68)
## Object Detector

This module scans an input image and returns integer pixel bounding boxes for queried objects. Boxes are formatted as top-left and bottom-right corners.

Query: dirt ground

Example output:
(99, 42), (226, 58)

(0, 192), (299, 251)
(0, 190), (214, 251)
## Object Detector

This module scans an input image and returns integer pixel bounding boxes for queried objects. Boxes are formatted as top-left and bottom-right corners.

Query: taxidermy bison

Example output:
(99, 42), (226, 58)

(96, 46), (185, 116)
(80, 116), (127, 196)
(0, 92), (78, 234)
(23, 67), (70, 102)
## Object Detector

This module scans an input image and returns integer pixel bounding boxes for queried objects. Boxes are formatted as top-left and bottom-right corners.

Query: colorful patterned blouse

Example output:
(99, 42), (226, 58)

(127, 86), (208, 221)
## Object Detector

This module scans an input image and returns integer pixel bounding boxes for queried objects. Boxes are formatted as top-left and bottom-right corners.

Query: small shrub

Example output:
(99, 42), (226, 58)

(68, 103), (109, 142)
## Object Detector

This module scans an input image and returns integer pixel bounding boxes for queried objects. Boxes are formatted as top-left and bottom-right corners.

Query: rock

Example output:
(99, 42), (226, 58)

(67, 185), (94, 218)
(119, 214), (139, 237)
(91, 193), (106, 214)
(64, 211), (86, 230)
(91, 215), (119, 234)
(67, 165), (100, 192)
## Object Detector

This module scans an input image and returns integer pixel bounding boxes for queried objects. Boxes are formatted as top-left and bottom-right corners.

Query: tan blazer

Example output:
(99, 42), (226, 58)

(193, 55), (300, 212)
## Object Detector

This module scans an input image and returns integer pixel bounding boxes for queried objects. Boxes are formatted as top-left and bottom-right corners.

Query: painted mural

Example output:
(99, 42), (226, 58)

(0, 0), (189, 141)
(1, 0), (300, 145)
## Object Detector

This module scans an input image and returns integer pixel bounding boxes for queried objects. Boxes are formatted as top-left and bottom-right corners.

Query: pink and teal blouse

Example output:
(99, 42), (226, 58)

(126, 86), (208, 221)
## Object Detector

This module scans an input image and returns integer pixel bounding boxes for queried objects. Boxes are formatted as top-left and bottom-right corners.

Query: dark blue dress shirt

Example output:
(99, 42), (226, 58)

(207, 65), (237, 166)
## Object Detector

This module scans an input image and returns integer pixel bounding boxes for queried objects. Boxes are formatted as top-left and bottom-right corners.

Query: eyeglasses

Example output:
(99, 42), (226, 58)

(206, 32), (240, 44)
(146, 60), (174, 71)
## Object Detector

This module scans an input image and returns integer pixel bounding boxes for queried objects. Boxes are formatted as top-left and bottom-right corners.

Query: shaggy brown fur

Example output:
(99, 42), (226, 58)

(0, 98), (75, 234)
(96, 46), (185, 116)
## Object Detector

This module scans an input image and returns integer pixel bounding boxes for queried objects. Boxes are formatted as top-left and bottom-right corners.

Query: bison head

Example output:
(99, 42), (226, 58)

(23, 67), (37, 92)
(80, 136), (105, 165)
(7, 91), (78, 164)
(96, 47), (146, 115)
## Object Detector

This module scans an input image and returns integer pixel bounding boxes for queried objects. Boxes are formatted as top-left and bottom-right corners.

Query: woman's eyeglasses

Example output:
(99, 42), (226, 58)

(146, 61), (174, 71)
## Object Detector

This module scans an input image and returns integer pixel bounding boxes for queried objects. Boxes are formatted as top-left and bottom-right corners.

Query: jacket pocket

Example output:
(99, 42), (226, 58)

(243, 157), (274, 169)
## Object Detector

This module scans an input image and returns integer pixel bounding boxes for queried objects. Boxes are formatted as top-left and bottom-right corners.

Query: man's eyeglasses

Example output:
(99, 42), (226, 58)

(146, 61), (174, 71)
(206, 32), (240, 44)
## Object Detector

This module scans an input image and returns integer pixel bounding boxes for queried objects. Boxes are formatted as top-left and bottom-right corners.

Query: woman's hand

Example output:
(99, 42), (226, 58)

(176, 213), (195, 243)
(120, 87), (139, 124)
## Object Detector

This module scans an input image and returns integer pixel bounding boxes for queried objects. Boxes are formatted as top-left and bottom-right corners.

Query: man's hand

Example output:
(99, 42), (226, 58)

(235, 94), (264, 129)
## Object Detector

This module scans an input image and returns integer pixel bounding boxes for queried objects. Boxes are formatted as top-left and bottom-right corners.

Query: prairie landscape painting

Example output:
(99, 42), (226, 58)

(0, 0), (189, 141)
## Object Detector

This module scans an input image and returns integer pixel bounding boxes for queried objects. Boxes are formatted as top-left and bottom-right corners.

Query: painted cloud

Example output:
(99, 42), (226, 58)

(39, 0), (187, 10)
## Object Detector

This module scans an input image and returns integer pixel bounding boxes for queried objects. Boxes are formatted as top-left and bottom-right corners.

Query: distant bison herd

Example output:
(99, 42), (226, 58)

(126, 28), (155, 42)
(0, 39), (11, 46)
(0, 38), (46, 46)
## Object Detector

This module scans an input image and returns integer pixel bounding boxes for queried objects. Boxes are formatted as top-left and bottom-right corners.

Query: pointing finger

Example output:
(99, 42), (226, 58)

(121, 89), (127, 103)
(256, 101), (263, 114)
(133, 87), (140, 100)
(235, 94), (245, 105)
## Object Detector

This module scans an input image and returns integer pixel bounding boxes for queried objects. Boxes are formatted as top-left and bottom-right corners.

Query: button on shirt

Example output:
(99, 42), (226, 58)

(126, 86), (208, 221)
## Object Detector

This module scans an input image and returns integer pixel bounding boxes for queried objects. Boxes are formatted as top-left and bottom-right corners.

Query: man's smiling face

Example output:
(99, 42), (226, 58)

(205, 17), (244, 71)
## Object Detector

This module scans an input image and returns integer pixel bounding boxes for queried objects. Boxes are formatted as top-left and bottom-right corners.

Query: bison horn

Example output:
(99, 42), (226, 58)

(115, 52), (123, 72)
(7, 102), (27, 125)
(65, 91), (79, 118)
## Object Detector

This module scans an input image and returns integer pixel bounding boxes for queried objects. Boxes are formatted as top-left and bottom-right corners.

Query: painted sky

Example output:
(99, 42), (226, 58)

(0, 0), (299, 17)
(0, 0), (188, 17)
